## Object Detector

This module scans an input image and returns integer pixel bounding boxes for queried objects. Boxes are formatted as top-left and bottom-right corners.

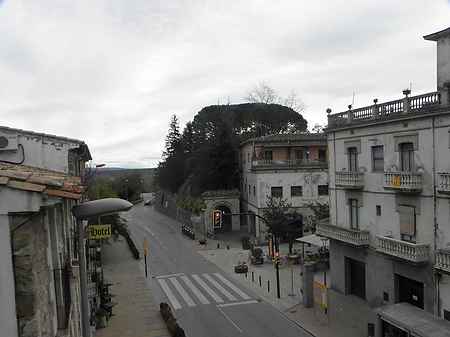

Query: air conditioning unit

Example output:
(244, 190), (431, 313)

(0, 135), (18, 151)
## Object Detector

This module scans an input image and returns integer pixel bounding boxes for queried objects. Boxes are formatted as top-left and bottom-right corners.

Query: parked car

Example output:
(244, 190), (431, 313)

(250, 247), (264, 265)
(144, 199), (152, 206)
(234, 262), (248, 274)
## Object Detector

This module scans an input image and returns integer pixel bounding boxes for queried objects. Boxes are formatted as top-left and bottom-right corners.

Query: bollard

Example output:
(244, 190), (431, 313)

(252, 271), (254, 282)
(227, 245), (230, 250)
(267, 280), (270, 293)
(259, 275), (262, 287)
(217, 243), (220, 249)
(245, 272), (247, 278)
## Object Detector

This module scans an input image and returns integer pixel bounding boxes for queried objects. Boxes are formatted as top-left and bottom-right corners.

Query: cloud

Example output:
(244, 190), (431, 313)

(0, 0), (449, 168)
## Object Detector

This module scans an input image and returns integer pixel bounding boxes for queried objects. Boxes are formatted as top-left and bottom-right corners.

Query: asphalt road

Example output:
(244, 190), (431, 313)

(123, 199), (312, 337)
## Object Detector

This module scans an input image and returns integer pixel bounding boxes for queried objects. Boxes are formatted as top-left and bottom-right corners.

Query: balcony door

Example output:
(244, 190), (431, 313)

(349, 198), (359, 229)
(399, 142), (414, 172)
(347, 147), (358, 172)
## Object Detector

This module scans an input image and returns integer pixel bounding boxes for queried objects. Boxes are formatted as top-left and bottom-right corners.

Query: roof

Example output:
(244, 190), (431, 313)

(241, 133), (327, 147)
(377, 303), (450, 337)
(0, 162), (84, 200)
(201, 189), (240, 198)
(0, 125), (87, 145)
(424, 27), (450, 41)
(296, 234), (329, 247)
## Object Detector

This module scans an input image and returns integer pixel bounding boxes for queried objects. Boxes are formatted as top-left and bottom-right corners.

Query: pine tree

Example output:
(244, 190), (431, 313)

(163, 114), (182, 159)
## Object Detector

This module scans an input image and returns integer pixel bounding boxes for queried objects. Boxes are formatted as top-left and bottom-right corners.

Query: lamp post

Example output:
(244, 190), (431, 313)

(72, 198), (133, 337)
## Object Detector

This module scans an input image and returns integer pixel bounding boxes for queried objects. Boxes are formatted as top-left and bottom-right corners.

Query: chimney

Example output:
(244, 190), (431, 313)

(424, 27), (450, 105)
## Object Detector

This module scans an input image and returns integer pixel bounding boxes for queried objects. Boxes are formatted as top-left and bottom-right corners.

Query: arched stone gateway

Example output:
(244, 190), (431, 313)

(202, 190), (240, 234)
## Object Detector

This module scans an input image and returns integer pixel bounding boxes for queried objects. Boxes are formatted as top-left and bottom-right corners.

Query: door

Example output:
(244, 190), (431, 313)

(399, 142), (414, 172)
(348, 147), (358, 172)
(396, 274), (424, 309)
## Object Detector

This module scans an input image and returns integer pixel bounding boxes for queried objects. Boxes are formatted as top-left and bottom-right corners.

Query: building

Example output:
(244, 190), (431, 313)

(318, 27), (450, 337)
(0, 126), (91, 337)
(240, 133), (329, 239)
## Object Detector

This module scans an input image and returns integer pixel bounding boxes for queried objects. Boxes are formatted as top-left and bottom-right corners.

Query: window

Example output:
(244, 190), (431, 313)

(399, 142), (414, 171)
(271, 186), (283, 198)
(304, 147), (310, 160)
(371, 146), (384, 172)
(318, 184), (329, 196)
(253, 185), (256, 196)
(444, 309), (450, 321)
(295, 149), (303, 160)
(349, 199), (359, 229)
(247, 153), (250, 163)
(399, 205), (416, 242)
(347, 147), (358, 172)
(263, 150), (273, 161)
(291, 186), (303, 197)
(345, 257), (366, 299)
(318, 149), (326, 162)
(376, 205), (381, 216)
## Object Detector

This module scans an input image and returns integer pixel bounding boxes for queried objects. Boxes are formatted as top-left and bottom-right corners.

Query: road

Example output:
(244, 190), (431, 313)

(123, 199), (312, 337)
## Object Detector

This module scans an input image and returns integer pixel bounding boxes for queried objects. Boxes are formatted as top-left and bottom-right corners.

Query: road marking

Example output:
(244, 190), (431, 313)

(217, 306), (243, 333)
(203, 274), (237, 301)
(169, 277), (196, 307)
(192, 274), (224, 303)
(213, 273), (251, 300)
(180, 275), (210, 305)
(158, 279), (182, 310)
(156, 273), (185, 279)
(217, 300), (258, 308)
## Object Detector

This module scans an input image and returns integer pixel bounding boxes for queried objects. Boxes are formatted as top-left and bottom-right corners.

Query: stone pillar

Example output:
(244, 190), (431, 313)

(0, 213), (19, 337)
(302, 262), (315, 308)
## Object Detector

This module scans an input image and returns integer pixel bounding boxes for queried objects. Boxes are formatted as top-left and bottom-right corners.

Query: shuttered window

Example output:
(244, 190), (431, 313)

(399, 205), (416, 242)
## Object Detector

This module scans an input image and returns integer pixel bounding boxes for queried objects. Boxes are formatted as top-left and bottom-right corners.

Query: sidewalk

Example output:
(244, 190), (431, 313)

(95, 238), (170, 337)
(196, 232), (333, 337)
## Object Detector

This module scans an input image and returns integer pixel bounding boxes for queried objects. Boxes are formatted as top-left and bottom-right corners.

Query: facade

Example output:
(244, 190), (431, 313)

(0, 126), (91, 337)
(240, 133), (329, 239)
(318, 27), (450, 337)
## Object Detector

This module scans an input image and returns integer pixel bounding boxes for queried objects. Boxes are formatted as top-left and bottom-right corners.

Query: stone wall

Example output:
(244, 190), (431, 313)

(12, 212), (55, 337)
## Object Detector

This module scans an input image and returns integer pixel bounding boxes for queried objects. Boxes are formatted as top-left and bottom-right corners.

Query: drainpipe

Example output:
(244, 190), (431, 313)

(432, 116), (439, 317)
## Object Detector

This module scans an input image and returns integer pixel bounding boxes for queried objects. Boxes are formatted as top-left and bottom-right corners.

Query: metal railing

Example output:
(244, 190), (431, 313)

(438, 173), (450, 193)
(251, 159), (327, 168)
(328, 91), (441, 128)
(435, 250), (450, 273)
(335, 171), (364, 189)
(376, 236), (429, 263)
(383, 172), (422, 191)
(316, 223), (369, 246)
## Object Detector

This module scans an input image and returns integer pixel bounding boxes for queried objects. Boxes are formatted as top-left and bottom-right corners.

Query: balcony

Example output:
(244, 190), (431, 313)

(376, 236), (429, 263)
(435, 250), (450, 273)
(437, 173), (450, 194)
(383, 172), (422, 192)
(316, 223), (369, 247)
(335, 171), (364, 189)
(327, 91), (441, 129)
(251, 159), (327, 170)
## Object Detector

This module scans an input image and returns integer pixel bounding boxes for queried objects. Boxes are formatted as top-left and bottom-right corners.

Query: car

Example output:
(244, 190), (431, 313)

(144, 200), (152, 206)
(234, 262), (248, 274)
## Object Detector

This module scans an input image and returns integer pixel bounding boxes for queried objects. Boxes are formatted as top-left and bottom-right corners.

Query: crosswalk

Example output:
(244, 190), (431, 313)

(157, 273), (253, 310)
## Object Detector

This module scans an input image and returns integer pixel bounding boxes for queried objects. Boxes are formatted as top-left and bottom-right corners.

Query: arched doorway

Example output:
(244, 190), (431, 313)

(247, 210), (256, 236)
(215, 205), (232, 232)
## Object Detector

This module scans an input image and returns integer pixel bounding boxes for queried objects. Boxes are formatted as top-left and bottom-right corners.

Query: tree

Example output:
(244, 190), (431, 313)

(305, 201), (329, 232)
(163, 115), (182, 159)
(263, 196), (303, 254)
(310, 124), (325, 134)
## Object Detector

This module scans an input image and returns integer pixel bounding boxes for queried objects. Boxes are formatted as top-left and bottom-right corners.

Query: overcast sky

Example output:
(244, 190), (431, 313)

(1, 1), (449, 168)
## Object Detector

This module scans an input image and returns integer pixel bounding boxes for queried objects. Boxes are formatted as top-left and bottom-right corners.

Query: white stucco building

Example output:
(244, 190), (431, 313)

(318, 27), (450, 337)
(240, 133), (329, 239)
(0, 126), (91, 337)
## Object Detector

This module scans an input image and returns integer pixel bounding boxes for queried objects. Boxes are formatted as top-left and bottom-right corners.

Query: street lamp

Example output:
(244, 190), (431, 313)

(72, 198), (133, 337)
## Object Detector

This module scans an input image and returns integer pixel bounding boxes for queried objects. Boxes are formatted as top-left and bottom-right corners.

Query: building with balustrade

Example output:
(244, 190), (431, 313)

(240, 133), (328, 239)
(317, 27), (450, 337)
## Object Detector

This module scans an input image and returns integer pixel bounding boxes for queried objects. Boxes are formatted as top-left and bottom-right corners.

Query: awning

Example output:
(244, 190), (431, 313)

(296, 234), (329, 248)
(377, 303), (450, 337)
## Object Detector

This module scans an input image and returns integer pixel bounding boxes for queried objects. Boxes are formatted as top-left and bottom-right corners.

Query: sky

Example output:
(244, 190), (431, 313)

(0, 1), (449, 168)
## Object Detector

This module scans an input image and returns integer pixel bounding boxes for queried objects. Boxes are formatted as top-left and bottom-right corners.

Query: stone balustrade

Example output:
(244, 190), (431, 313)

(383, 172), (422, 192)
(251, 159), (327, 169)
(335, 171), (364, 189)
(435, 250), (450, 273)
(316, 223), (369, 246)
(437, 173), (450, 194)
(376, 236), (429, 263)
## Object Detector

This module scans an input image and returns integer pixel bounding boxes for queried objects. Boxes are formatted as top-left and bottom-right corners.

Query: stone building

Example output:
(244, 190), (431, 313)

(240, 133), (329, 239)
(202, 189), (241, 234)
(0, 126), (91, 337)
(318, 27), (450, 337)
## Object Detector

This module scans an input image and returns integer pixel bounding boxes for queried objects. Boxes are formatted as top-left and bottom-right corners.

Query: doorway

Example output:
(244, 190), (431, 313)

(396, 274), (424, 309)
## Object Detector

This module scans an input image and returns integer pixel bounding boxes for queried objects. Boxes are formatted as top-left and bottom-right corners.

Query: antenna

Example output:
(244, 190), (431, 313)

(409, 81), (412, 93)
(352, 91), (356, 106)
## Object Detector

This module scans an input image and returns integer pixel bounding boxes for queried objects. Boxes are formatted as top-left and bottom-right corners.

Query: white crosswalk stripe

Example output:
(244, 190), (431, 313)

(202, 274), (237, 301)
(192, 274), (224, 303)
(180, 275), (210, 305)
(169, 277), (196, 307)
(158, 278), (182, 310)
(213, 273), (251, 300)
(157, 273), (254, 310)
